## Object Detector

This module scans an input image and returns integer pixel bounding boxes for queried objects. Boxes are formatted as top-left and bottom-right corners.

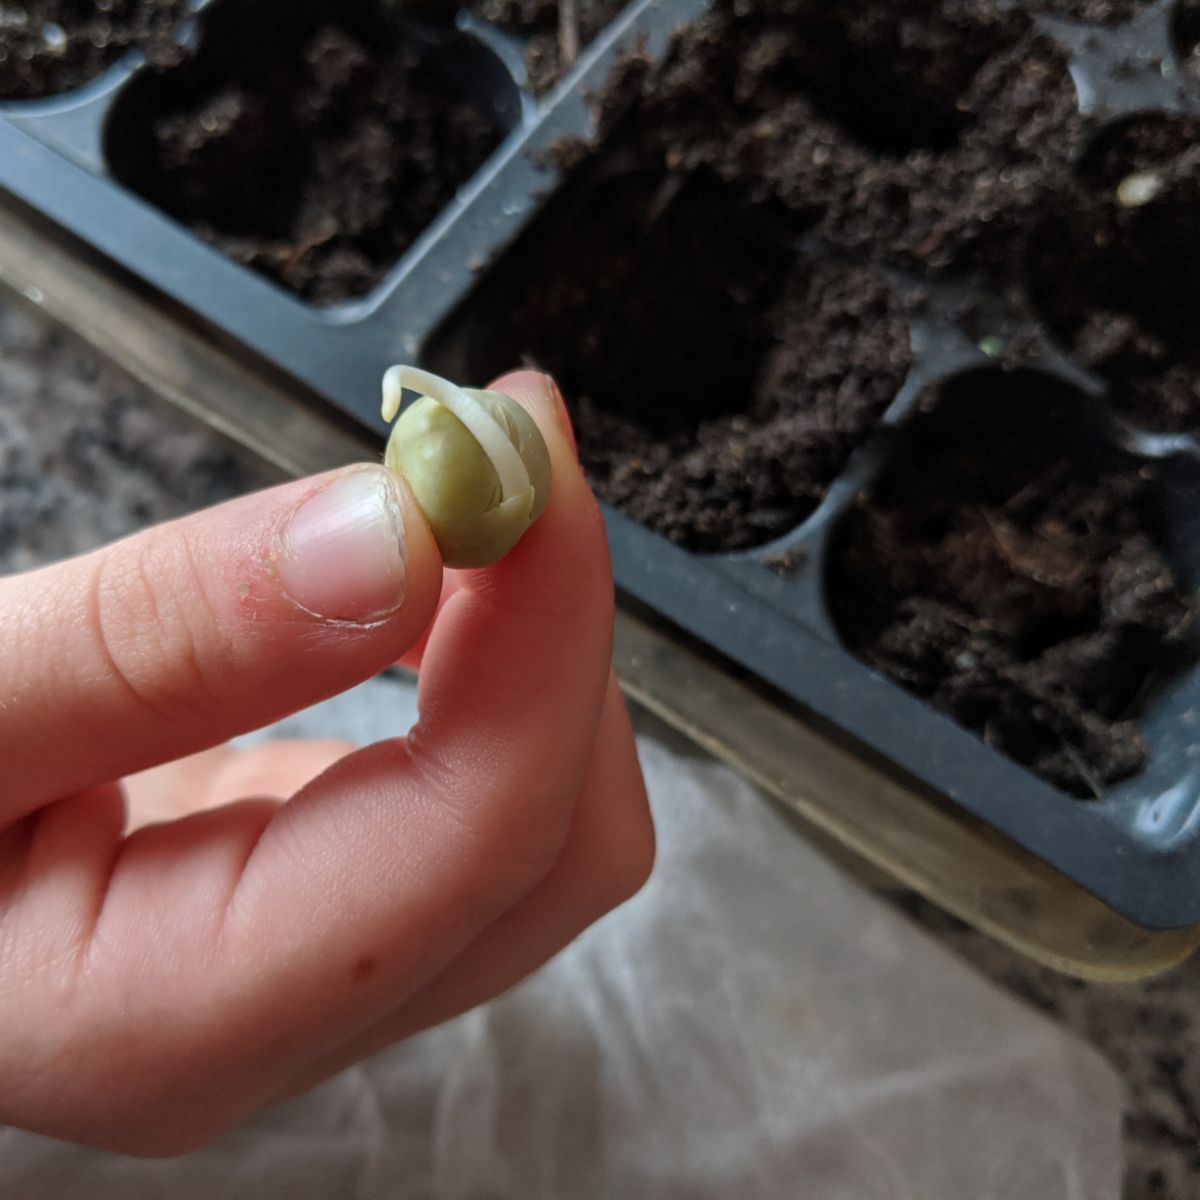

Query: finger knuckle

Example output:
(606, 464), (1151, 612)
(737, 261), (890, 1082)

(88, 531), (225, 723)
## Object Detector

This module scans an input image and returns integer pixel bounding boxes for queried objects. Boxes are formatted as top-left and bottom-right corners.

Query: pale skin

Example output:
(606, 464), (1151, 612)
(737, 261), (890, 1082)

(0, 371), (654, 1156)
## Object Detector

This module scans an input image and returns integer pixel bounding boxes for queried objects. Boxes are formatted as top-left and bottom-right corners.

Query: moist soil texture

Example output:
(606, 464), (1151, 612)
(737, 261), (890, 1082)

(452, 165), (911, 551)
(450, 0), (1087, 555)
(0, 0), (188, 102)
(1031, 114), (1200, 432)
(831, 375), (1195, 798)
(474, 0), (1085, 554)
(570, 0), (1084, 283)
(117, 17), (503, 304)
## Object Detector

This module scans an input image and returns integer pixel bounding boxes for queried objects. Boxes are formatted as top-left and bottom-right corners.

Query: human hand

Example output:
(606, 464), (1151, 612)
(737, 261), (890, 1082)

(0, 371), (653, 1155)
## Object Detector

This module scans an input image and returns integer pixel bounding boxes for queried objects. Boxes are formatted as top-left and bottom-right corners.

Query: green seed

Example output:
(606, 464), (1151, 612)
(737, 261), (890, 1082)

(381, 367), (552, 568)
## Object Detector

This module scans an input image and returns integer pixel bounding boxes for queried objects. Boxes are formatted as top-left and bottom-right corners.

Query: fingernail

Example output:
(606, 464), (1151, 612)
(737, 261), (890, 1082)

(278, 468), (407, 622)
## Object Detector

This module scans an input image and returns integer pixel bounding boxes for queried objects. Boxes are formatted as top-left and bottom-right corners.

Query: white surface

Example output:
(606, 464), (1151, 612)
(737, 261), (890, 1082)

(0, 677), (1123, 1198)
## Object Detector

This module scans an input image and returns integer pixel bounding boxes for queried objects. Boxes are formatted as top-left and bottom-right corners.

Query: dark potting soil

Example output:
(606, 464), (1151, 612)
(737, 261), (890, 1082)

(572, 0), (1084, 284)
(831, 374), (1195, 798)
(475, 0), (628, 93)
(446, 0), (1091, 557)
(121, 23), (502, 305)
(452, 163), (911, 551)
(111, 0), (1087, 310)
(0, 0), (188, 102)
(1031, 114), (1200, 433)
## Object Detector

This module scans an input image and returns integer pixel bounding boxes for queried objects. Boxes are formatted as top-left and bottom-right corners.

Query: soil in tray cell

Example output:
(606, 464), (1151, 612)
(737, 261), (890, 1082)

(1030, 114), (1200, 434)
(107, 2), (504, 305)
(830, 370), (1196, 798)
(443, 0), (1090, 554)
(439, 164), (912, 554)
(0, 0), (189, 102)
(569, 0), (1083, 284)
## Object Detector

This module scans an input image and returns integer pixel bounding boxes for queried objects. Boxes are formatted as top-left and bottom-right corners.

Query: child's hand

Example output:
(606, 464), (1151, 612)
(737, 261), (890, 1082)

(0, 372), (653, 1155)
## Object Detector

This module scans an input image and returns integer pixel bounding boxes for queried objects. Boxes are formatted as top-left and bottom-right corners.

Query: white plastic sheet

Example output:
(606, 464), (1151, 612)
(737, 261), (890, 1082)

(0, 677), (1123, 1199)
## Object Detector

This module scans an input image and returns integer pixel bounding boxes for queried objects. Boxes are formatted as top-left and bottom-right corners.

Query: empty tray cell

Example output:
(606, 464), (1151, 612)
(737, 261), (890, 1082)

(829, 368), (1197, 799)
(428, 163), (910, 553)
(0, 0), (189, 103)
(104, 0), (512, 305)
(1029, 113), (1200, 433)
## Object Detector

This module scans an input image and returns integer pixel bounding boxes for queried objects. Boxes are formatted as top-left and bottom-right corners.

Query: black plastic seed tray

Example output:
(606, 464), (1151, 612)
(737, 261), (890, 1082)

(5, 0), (1200, 930)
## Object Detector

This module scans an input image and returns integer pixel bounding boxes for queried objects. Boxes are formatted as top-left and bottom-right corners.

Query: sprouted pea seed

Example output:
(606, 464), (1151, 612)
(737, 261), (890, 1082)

(381, 366), (552, 568)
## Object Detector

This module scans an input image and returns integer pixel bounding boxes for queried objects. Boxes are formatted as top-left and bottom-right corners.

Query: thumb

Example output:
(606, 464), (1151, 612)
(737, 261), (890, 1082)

(0, 465), (442, 819)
